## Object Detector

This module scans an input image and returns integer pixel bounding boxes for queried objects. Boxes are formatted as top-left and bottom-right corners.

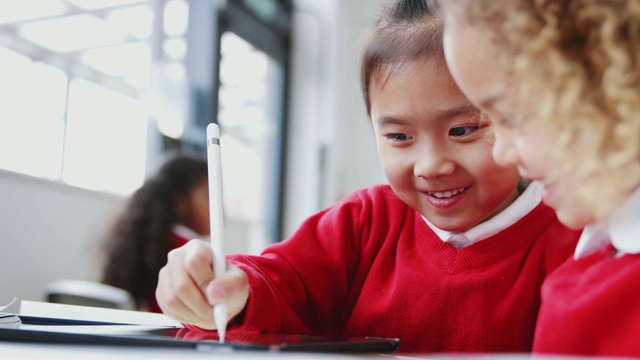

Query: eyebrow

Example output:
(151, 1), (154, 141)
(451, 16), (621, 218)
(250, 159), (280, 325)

(434, 103), (479, 120)
(374, 116), (407, 127)
(374, 104), (479, 127)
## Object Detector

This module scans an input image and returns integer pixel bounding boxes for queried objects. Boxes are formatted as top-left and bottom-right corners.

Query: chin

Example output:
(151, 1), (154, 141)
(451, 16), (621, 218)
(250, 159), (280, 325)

(431, 219), (474, 233)
(556, 209), (593, 230)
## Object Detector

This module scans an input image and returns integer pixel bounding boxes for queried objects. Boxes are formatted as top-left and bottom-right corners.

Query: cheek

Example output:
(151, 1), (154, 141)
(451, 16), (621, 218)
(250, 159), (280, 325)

(515, 121), (560, 169)
(377, 146), (413, 185)
(199, 198), (210, 219)
(376, 142), (397, 176)
(196, 199), (211, 234)
(380, 158), (405, 186)
(476, 154), (515, 179)
(468, 142), (520, 186)
(515, 136), (549, 174)
(190, 189), (210, 230)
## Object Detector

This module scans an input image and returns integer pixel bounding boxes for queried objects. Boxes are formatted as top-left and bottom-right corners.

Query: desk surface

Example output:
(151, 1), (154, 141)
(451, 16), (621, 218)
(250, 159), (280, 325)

(0, 343), (370, 359)
(0, 343), (602, 360)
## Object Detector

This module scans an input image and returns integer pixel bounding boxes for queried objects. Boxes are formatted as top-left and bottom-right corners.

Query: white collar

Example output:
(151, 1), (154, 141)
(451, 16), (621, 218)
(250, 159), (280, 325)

(574, 186), (640, 259)
(423, 181), (542, 247)
(172, 224), (206, 241)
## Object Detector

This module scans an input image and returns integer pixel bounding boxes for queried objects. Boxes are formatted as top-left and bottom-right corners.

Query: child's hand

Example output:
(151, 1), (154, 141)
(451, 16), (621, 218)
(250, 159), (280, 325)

(155, 240), (249, 330)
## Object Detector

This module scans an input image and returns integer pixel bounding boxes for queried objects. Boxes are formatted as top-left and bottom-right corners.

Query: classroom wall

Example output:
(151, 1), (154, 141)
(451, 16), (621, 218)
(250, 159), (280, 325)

(0, 169), (123, 304)
(282, 0), (386, 237)
(0, 0), (386, 306)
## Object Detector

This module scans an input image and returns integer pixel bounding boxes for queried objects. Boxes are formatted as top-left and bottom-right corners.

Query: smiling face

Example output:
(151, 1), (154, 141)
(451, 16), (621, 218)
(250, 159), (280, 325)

(442, 18), (595, 229)
(369, 57), (520, 232)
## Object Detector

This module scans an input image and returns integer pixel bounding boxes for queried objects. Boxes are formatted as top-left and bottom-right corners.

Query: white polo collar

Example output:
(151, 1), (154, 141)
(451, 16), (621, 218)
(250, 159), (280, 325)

(574, 186), (640, 259)
(423, 181), (542, 247)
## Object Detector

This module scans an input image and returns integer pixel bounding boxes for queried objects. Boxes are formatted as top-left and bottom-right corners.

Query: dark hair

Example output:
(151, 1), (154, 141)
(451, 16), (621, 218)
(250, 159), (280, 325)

(101, 152), (208, 309)
(361, 0), (443, 116)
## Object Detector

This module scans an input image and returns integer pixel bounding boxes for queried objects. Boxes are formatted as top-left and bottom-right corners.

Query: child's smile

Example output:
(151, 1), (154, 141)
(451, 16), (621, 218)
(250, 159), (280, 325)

(424, 186), (470, 209)
(369, 57), (521, 232)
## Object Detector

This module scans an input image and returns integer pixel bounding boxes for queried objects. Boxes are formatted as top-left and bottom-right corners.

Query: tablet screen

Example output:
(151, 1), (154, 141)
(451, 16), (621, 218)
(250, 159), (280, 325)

(160, 327), (400, 353)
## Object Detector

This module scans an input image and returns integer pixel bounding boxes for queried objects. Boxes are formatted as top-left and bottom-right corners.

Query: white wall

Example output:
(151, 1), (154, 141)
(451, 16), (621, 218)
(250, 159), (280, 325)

(282, 0), (386, 237)
(0, 0), (388, 305)
(0, 169), (124, 304)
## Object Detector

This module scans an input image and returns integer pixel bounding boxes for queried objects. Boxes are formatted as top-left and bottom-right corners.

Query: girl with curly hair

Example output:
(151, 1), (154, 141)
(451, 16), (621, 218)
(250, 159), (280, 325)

(101, 152), (209, 313)
(439, 0), (640, 357)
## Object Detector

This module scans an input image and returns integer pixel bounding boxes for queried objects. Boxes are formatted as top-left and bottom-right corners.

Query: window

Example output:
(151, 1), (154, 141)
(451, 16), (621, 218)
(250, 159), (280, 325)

(0, 50), (67, 180)
(220, 0), (292, 250)
(182, 0), (292, 252)
(218, 31), (285, 253)
(0, 0), (190, 195)
(0, 0), (293, 252)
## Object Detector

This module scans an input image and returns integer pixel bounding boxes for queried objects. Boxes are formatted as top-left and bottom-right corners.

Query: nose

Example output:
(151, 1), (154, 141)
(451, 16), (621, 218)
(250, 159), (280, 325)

(491, 131), (519, 167)
(414, 145), (456, 179)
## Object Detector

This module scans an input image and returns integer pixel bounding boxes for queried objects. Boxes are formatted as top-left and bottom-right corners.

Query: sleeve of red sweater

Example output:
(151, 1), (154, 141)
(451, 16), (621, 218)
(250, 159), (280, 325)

(223, 188), (375, 335)
(182, 186), (411, 336)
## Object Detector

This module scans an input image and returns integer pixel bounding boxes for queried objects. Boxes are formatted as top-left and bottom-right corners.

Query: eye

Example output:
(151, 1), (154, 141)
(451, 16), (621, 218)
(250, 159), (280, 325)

(449, 125), (480, 138)
(386, 133), (412, 142)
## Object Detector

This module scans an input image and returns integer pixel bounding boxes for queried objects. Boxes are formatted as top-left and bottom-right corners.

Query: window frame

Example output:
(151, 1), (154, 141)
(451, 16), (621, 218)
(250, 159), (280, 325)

(178, 0), (292, 244)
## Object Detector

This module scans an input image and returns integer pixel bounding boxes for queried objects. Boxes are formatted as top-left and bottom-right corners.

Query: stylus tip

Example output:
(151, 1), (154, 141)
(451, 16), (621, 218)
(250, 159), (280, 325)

(214, 304), (227, 343)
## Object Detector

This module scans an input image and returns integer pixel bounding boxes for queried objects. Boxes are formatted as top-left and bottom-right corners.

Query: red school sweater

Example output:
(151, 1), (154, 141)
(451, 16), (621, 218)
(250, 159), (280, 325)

(533, 245), (640, 357)
(193, 185), (580, 353)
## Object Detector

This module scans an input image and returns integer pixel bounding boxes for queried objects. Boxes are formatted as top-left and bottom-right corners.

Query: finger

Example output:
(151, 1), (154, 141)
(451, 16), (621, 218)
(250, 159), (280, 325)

(174, 241), (218, 319)
(156, 265), (213, 329)
(206, 263), (250, 320)
(157, 242), (216, 328)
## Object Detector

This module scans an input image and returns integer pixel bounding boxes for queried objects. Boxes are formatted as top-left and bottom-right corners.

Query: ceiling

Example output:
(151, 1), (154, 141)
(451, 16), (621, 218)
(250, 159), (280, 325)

(0, 0), (187, 95)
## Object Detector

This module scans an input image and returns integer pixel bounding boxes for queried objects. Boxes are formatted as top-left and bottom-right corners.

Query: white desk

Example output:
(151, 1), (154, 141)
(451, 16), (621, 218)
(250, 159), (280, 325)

(0, 343), (376, 359)
(0, 343), (592, 360)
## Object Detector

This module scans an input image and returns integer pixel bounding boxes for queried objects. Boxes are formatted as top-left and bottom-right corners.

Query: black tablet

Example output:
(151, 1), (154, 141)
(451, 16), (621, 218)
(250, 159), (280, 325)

(171, 328), (400, 353)
(0, 315), (400, 353)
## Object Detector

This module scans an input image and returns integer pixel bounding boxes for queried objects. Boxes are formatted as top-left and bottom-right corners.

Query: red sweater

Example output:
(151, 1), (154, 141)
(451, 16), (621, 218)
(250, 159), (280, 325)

(533, 245), (640, 357)
(188, 185), (580, 353)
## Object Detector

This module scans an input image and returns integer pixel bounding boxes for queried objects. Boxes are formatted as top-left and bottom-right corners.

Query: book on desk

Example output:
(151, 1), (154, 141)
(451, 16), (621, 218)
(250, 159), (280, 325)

(0, 301), (400, 353)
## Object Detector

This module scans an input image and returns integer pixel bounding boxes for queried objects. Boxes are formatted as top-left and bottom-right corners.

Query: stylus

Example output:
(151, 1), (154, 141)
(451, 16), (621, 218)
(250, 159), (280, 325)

(206, 123), (228, 343)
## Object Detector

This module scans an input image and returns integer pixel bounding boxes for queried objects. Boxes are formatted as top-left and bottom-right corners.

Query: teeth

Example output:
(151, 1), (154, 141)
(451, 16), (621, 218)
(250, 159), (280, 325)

(428, 187), (466, 198)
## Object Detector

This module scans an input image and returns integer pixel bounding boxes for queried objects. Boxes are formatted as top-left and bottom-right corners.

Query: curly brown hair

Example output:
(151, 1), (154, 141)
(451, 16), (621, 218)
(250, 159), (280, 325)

(101, 152), (208, 309)
(440, 0), (640, 220)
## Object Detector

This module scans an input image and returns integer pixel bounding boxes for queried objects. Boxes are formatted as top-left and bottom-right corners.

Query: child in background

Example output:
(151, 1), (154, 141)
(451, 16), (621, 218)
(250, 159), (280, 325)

(155, 0), (580, 353)
(440, 0), (640, 357)
(101, 152), (209, 313)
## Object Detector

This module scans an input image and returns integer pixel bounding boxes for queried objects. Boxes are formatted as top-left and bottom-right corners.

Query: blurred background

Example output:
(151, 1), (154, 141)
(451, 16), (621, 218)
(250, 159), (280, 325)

(0, 0), (388, 304)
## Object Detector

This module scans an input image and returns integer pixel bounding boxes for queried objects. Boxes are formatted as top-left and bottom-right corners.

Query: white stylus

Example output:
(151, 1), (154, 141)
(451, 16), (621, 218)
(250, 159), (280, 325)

(206, 123), (228, 343)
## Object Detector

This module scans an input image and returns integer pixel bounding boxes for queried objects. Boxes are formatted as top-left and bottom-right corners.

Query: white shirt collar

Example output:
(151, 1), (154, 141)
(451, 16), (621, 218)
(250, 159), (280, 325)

(574, 186), (640, 259)
(423, 181), (542, 247)
(172, 224), (205, 241)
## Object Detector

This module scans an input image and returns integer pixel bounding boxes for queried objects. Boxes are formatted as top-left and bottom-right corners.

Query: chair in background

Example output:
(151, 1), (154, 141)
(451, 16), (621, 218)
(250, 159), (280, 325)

(44, 279), (135, 311)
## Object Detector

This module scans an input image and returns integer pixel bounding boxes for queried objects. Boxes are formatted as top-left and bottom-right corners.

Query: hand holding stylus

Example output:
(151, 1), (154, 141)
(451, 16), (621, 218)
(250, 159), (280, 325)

(156, 240), (250, 331)
(155, 123), (250, 334)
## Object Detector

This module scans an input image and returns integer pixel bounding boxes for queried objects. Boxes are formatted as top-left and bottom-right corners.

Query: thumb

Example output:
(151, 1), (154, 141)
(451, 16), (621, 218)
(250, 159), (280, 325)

(206, 264), (250, 319)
